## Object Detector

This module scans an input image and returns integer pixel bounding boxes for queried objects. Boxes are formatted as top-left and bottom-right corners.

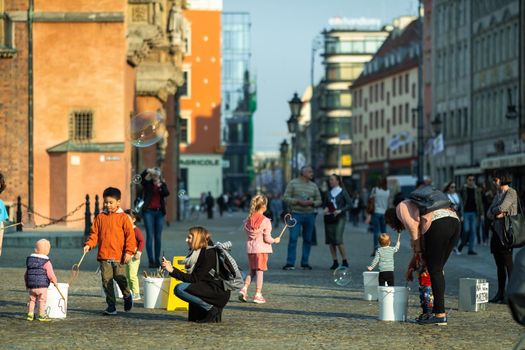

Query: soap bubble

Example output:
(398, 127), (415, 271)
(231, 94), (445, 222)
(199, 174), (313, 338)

(178, 190), (187, 198)
(130, 111), (166, 148)
(333, 266), (351, 286)
(131, 174), (142, 185)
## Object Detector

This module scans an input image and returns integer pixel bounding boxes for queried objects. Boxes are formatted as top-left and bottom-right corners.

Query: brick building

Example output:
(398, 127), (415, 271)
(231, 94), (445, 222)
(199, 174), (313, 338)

(0, 0), (186, 226)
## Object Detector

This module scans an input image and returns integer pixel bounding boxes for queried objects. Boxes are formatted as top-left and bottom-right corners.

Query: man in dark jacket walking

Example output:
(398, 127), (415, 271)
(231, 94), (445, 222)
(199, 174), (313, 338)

(457, 175), (484, 255)
(206, 192), (215, 219)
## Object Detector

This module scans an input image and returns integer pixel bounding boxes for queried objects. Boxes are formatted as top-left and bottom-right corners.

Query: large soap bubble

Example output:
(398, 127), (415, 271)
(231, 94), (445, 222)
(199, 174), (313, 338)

(130, 111), (166, 148)
(333, 266), (351, 286)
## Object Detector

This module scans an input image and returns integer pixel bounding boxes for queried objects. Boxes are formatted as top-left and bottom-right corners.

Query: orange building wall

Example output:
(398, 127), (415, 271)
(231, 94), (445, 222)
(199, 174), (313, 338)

(180, 9), (222, 155)
(34, 0), (123, 12)
(32, 6), (131, 226)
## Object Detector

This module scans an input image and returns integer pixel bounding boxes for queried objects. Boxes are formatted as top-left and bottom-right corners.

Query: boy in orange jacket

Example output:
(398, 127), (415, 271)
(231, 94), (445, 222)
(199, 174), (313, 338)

(84, 187), (137, 315)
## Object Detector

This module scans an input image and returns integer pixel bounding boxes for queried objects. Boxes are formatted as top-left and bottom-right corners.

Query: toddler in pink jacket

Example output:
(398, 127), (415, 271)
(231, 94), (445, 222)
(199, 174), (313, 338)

(239, 195), (281, 304)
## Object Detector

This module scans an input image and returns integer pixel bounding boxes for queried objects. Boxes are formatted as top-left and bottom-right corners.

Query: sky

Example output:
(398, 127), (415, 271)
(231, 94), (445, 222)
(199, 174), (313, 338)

(222, 0), (418, 153)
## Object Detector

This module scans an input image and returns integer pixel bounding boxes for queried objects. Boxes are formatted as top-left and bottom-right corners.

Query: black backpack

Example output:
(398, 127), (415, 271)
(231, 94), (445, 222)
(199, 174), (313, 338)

(408, 186), (453, 215)
(508, 247), (525, 326)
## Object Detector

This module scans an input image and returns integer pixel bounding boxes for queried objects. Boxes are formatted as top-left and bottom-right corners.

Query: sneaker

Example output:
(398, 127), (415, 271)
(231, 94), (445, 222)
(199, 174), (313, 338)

(301, 264), (313, 270)
(417, 315), (447, 325)
(238, 287), (247, 302)
(468, 251), (478, 255)
(330, 261), (339, 270)
(103, 305), (117, 315)
(124, 294), (133, 312)
(37, 314), (51, 322)
(253, 294), (266, 304)
(282, 264), (295, 270)
(342, 260), (349, 267)
(453, 248), (462, 256)
(132, 293), (142, 301)
(415, 313), (432, 322)
(26, 313), (34, 321)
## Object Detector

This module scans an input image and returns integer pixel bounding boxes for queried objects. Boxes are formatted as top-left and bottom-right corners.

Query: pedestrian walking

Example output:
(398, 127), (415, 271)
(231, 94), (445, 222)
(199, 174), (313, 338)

(443, 182), (463, 256)
(457, 175), (484, 255)
(369, 177), (390, 255)
(487, 171), (517, 304)
(205, 192), (215, 219)
(217, 194), (226, 217)
(124, 210), (145, 301)
(0, 173), (8, 256)
(139, 167), (170, 268)
(349, 191), (362, 226)
(323, 174), (351, 270)
(238, 195), (281, 304)
(269, 193), (284, 229)
(161, 227), (230, 323)
(24, 239), (59, 322)
(282, 166), (322, 270)
(84, 187), (137, 315)
(385, 191), (460, 325)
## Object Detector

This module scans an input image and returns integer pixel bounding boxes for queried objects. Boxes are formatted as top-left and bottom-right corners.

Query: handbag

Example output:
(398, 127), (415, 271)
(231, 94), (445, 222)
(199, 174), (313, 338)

(501, 194), (525, 248)
(366, 188), (376, 214)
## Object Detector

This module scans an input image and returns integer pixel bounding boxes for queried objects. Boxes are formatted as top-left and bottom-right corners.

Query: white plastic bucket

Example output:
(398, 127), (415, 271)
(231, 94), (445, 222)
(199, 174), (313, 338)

(46, 283), (69, 319)
(143, 277), (170, 309)
(101, 279), (124, 299)
(363, 271), (379, 300)
(378, 286), (409, 321)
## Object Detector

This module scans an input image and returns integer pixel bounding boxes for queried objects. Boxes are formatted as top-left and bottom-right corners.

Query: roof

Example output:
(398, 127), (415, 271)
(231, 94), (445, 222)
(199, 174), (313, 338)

(351, 18), (422, 89)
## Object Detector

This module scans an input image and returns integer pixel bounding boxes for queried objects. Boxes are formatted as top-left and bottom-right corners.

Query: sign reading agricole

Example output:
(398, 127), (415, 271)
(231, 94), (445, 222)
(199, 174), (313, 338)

(180, 159), (221, 166)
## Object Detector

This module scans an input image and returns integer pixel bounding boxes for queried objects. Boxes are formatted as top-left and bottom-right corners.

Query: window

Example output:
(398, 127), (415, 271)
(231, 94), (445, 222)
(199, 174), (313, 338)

(375, 111), (379, 129)
(183, 21), (192, 55)
(0, 9), (14, 49)
(398, 75), (403, 94)
(399, 105), (403, 124)
(392, 77), (396, 97)
(323, 90), (352, 109)
(386, 92), (390, 106)
(374, 84), (379, 104)
(326, 63), (364, 81)
(380, 82), (384, 100)
(70, 111), (93, 142)
(393, 106), (396, 126)
(412, 83), (416, 99)
(381, 110), (384, 128)
(405, 103), (409, 123)
(405, 73), (409, 94)
(370, 139), (374, 158)
(180, 68), (190, 98)
(369, 112), (373, 130)
(386, 119), (390, 133)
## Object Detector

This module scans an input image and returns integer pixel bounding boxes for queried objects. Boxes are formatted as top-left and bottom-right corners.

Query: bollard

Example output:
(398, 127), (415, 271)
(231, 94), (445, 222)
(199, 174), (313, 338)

(94, 195), (100, 218)
(16, 196), (23, 232)
(84, 194), (91, 238)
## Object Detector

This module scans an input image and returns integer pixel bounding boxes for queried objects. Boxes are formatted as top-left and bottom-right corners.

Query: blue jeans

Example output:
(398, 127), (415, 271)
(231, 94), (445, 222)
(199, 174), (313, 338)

(372, 213), (386, 250)
(143, 209), (164, 265)
(175, 283), (212, 311)
(461, 212), (478, 252)
(286, 212), (316, 266)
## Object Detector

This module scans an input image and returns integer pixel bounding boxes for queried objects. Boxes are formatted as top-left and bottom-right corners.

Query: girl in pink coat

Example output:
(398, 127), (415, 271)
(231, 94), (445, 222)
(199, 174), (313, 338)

(239, 195), (281, 304)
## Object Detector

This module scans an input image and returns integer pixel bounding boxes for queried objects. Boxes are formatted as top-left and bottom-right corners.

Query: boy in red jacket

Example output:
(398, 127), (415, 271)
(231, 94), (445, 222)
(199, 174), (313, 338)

(406, 254), (433, 322)
(84, 187), (136, 315)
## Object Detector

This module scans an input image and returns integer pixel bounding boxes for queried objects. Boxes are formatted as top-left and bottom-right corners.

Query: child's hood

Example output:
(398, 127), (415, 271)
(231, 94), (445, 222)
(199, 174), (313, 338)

(29, 253), (49, 260)
(244, 213), (266, 238)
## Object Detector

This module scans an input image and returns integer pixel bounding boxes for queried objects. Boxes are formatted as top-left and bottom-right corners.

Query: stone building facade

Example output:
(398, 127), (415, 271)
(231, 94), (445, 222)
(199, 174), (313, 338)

(0, 0), (187, 226)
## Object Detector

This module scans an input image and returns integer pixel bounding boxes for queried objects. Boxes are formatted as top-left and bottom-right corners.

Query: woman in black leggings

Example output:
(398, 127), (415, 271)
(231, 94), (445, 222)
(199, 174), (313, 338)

(487, 171), (517, 303)
(386, 196), (460, 325)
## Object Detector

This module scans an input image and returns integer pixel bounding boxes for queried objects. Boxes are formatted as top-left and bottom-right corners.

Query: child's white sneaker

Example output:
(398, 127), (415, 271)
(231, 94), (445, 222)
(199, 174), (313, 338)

(253, 294), (266, 304)
(238, 287), (247, 302)
(132, 293), (142, 301)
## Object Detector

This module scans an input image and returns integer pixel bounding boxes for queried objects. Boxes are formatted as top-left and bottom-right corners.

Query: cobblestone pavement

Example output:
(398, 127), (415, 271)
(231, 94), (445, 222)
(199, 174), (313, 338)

(0, 211), (523, 349)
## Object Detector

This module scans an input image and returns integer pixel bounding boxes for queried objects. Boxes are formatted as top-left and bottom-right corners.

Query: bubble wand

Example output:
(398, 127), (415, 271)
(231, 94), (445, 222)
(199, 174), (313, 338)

(69, 251), (87, 285)
(277, 213), (298, 239)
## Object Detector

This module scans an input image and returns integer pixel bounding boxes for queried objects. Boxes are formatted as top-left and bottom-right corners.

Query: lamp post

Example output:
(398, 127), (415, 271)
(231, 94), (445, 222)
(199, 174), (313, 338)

(415, 0), (424, 183)
(280, 139), (289, 190)
(287, 92), (301, 177)
(310, 35), (323, 175)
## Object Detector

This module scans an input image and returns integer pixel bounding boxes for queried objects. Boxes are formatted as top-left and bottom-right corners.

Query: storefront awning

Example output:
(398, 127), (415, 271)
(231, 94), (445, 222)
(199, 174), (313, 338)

(480, 153), (525, 170)
(454, 167), (483, 176)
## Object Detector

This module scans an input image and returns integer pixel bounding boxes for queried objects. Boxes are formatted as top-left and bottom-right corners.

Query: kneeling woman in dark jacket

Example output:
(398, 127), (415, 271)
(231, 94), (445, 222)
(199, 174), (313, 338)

(161, 227), (230, 322)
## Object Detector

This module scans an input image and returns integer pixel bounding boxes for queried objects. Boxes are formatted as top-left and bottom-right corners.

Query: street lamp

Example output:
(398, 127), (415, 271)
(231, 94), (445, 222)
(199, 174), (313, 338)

(279, 139), (289, 192)
(288, 92), (302, 118)
(505, 88), (519, 120)
(287, 92), (301, 177)
(431, 115), (443, 135)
